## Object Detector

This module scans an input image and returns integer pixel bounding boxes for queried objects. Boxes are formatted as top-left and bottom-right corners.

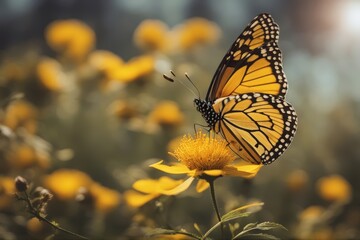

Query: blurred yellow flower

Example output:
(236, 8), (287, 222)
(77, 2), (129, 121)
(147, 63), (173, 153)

(150, 131), (262, 194)
(5, 143), (51, 170)
(3, 100), (38, 134)
(148, 100), (184, 127)
(316, 175), (352, 202)
(112, 55), (155, 83)
(45, 19), (95, 61)
(286, 169), (309, 192)
(134, 19), (170, 52)
(88, 50), (125, 90)
(173, 17), (220, 51)
(0, 177), (15, 209)
(26, 217), (45, 234)
(36, 57), (64, 92)
(6, 144), (36, 168)
(310, 228), (334, 240)
(299, 205), (325, 221)
(88, 50), (124, 78)
(2, 60), (27, 82)
(108, 100), (138, 120)
(152, 234), (192, 240)
(297, 206), (329, 240)
(90, 183), (121, 213)
(124, 176), (186, 208)
(44, 169), (93, 200)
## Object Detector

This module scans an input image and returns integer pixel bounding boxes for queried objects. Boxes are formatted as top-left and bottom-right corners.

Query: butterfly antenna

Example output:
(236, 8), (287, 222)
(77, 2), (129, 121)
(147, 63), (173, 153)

(163, 70), (199, 98)
(184, 73), (201, 99)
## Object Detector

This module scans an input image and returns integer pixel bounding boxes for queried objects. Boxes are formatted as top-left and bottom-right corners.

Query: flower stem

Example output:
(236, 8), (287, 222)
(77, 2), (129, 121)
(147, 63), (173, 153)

(21, 192), (88, 240)
(207, 176), (225, 239)
(209, 178), (221, 222)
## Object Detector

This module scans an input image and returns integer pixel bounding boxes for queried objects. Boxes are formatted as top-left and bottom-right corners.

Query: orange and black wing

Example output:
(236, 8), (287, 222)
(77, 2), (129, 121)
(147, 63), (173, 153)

(206, 13), (286, 101)
(212, 93), (297, 164)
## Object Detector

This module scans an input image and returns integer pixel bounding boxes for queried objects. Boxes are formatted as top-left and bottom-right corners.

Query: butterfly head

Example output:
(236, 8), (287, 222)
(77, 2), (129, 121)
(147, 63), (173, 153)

(194, 98), (219, 127)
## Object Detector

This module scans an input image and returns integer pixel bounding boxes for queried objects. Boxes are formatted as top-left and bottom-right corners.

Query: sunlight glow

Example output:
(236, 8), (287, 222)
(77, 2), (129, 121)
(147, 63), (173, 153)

(340, 1), (360, 34)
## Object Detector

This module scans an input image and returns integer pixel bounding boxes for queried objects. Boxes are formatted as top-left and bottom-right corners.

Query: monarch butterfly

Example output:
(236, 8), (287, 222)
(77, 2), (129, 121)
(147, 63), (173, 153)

(194, 13), (297, 165)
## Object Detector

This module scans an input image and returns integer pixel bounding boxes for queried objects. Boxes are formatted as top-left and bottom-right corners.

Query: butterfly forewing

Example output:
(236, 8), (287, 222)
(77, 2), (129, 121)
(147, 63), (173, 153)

(206, 13), (280, 101)
(218, 41), (287, 99)
(212, 94), (297, 164)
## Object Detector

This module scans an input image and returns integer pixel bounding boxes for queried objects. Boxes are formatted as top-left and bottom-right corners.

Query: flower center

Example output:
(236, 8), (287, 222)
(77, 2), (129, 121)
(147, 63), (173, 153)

(169, 132), (236, 171)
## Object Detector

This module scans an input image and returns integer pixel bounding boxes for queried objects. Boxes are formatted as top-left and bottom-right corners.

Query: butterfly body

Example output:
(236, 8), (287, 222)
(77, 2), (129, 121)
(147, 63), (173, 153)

(195, 13), (298, 165)
(194, 98), (219, 127)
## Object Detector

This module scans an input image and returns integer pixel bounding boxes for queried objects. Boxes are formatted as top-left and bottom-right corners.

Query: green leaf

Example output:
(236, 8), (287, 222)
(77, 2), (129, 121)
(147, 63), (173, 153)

(146, 228), (178, 236)
(202, 221), (222, 239)
(221, 202), (264, 222)
(243, 222), (258, 231)
(256, 222), (287, 231)
(233, 222), (287, 239)
(193, 223), (203, 236)
(234, 233), (280, 240)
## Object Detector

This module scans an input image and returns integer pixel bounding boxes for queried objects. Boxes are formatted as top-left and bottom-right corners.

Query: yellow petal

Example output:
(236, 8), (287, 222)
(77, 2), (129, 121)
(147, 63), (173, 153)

(132, 176), (183, 194)
(159, 177), (194, 195)
(123, 190), (158, 208)
(196, 179), (209, 193)
(150, 160), (193, 174)
(223, 163), (262, 178)
(203, 169), (224, 176)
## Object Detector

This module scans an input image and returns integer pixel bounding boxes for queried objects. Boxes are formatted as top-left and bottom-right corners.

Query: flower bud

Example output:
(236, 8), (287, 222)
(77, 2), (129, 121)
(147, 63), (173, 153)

(15, 176), (28, 192)
(40, 188), (53, 202)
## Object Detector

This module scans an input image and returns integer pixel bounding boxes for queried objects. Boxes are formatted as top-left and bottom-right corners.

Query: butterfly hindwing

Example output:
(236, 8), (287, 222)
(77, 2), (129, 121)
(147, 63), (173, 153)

(206, 13), (280, 101)
(212, 93), (297, 164)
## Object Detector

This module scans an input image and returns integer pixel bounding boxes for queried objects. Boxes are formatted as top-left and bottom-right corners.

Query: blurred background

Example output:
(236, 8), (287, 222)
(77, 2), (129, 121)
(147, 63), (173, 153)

(0, 0), (359, 239)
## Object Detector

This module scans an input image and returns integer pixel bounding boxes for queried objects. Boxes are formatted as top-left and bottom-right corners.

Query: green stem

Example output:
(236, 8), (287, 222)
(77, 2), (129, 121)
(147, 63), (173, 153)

(23, 192), (88, 240)
(209, 179), (221, 222)
(208, 177), (224, 240)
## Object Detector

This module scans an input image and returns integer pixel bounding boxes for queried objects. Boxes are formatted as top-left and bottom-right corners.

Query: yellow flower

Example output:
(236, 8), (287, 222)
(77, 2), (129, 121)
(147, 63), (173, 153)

(90, 183), (121, 213)
(286, 169), (309, 192)
(88, 50), (125, 90)
(150, 131), (262, 194)
(124, 176), (188, 208)
(134, 19), (170, 52)
(26, 218), (45, 234)
(0, 177), (15, 209)
(316, 175), (352, 202)
(2, 60), (27, 82)
(88, 50), (124, 78)
(3, 100), (38, 134)
(173, 18), (220, 51)
(148, 101), (184, 127)
(310, 228), (334, 240)
(6, 144), (36, 168)
(299, 205), (325, 221)
(112, 55), (155, 83)
(36, 57), (64, 92)
(108, 100), (138, 120)
(44, 169), (93, 200)
(45, 19), (95, 61)
(5, 143), (51, 170)
(151, 234), (193, 240)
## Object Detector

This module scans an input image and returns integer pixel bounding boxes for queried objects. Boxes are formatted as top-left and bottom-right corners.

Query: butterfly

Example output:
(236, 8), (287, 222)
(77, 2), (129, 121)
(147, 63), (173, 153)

(194, 13), (297, 165)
